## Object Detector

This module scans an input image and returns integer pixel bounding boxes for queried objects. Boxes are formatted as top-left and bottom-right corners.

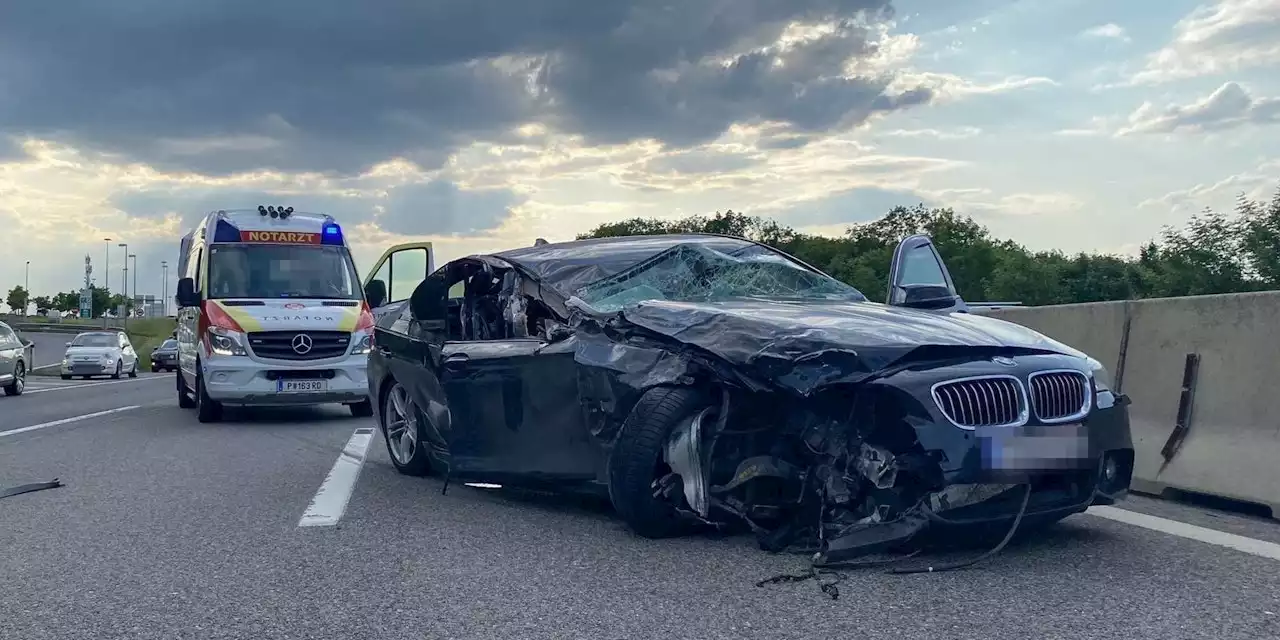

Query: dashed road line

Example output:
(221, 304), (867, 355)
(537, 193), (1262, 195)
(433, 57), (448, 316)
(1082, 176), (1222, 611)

(298, 427), (376, 527)
(0, 406), (144, 438)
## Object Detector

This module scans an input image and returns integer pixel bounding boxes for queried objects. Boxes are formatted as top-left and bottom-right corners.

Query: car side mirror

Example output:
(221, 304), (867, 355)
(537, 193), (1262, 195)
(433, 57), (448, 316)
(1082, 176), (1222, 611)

(65, 341), (72, 347)
(175, 277), (199, 308)
(899, 284), (961, 310)
(365, 279), (387, 309)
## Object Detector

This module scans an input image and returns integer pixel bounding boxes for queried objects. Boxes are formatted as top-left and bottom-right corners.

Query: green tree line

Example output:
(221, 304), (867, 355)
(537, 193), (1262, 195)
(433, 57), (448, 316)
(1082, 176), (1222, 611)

(579, 183), (1280, 305)
(5, 284), (137, 317)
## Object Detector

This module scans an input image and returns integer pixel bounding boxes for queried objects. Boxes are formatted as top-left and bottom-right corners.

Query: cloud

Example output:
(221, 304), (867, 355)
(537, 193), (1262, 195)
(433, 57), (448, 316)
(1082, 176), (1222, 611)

(776, 186), (939, 227)
(0, 0), (940, 176)
(380, 180), (525, 236)
(1116, 82), (1280, 136)
(1137, 159), (1280, 213)
(1130, 0), (1280, 84)
(878, 126), (982, 139)
(1080, 23), (1130, 42)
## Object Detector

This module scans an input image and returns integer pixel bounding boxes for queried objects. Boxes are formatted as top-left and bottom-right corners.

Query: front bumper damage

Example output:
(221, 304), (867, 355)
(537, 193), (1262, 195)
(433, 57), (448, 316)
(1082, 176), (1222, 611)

(567, 301), (1136, 592)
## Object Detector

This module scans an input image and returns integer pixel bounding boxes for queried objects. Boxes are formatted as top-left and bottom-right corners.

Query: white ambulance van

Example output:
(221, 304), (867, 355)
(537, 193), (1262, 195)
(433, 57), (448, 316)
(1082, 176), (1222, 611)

(173, 206), (377, 423)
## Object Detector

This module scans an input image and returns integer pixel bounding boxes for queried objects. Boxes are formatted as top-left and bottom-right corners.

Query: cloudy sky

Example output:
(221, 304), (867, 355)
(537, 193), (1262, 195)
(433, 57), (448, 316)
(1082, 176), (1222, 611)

(2, 0), (1278, 304)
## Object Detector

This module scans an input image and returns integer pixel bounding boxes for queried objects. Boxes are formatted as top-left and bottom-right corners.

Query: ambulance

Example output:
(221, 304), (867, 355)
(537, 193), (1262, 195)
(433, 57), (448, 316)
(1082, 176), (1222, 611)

(173, 206), (387, 423)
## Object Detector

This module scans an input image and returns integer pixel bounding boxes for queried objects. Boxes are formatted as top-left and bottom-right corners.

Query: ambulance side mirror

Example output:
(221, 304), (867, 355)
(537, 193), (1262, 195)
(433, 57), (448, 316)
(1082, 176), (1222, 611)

(175, 278), (199, 308)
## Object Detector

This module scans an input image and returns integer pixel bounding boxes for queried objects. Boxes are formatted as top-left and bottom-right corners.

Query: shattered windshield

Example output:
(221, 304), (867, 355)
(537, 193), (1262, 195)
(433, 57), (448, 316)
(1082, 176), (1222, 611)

(576, 243), (866, 312)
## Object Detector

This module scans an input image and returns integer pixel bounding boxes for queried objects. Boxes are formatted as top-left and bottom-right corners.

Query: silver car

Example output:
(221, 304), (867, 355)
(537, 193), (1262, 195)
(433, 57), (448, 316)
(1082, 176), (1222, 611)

(60, 331), (140, 380)
(0, 321), (30, 396)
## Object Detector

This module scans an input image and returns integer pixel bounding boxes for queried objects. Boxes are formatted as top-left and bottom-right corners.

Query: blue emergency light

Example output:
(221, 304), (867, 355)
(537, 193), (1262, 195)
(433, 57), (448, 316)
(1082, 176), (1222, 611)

(213, 219), (241, 242)
(320, 222), (344, 245)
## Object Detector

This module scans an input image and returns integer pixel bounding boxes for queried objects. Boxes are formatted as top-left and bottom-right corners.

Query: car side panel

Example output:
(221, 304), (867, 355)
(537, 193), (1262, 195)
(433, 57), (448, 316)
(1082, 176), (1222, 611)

(439, 338), (601, 486)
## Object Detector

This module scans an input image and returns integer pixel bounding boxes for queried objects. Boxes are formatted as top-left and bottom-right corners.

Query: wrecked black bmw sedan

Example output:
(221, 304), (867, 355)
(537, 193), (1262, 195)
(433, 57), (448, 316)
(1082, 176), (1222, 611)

(364, 233), (1134, 564)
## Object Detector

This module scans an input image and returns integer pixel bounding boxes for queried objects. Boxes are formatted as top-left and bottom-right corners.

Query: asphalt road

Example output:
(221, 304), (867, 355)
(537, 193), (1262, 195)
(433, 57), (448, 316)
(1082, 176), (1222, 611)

(2, 377), (1279, 640)
(17, 331), (80, 369)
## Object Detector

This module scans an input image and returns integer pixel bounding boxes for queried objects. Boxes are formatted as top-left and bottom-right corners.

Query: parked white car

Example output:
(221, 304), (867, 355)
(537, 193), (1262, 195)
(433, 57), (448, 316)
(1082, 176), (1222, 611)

(60, 331), (139, 380)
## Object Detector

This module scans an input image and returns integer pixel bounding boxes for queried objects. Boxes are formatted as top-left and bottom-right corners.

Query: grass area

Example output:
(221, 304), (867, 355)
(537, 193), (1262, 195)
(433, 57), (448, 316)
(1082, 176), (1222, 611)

(126, 317), (178, 372)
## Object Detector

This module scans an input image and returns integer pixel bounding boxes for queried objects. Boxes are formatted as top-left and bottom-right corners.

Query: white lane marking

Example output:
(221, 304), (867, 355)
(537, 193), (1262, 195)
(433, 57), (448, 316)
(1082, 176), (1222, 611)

(298, 427), (376, 527)
(0, 405), (143, 438)
(1089, 505), (1280, 561)
(24, 376), (165, 395)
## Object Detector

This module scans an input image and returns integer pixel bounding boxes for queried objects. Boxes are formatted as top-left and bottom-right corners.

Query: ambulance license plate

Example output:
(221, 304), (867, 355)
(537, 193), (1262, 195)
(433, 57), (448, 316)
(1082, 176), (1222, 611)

(278, 379), (327, 393)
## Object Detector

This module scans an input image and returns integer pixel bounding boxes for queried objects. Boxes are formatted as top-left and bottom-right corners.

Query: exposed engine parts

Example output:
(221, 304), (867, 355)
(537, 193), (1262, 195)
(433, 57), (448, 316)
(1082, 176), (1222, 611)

(647, 383), (1039, 598)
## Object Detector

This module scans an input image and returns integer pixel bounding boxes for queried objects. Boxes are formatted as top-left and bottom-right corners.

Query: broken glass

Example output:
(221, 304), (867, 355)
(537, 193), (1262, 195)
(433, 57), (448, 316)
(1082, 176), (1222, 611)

(575, 243), (866, 312)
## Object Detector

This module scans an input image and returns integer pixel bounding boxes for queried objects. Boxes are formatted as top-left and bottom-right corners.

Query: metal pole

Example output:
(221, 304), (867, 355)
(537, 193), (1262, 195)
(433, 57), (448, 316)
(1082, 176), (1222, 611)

(24, 261), (29, 316)
(118, 243), (128, 330)
(104, 238), (111, 327)
(161, 261), (169, 316)
(129, 254), (137, 318)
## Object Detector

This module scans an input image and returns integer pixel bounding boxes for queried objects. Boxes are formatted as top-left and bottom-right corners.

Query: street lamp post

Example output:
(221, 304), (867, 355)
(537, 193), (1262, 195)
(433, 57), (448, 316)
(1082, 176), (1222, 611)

(103, 238), (112, 327)
(117, 242), (129, 330)
(161, 261), (169, 317)
(24, 261), (29, 316)
(129, 254), (137, 318)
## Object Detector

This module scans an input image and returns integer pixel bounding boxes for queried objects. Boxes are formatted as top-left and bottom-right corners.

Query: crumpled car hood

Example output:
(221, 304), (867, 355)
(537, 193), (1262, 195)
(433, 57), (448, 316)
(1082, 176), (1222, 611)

(608, 297), (1085, 395)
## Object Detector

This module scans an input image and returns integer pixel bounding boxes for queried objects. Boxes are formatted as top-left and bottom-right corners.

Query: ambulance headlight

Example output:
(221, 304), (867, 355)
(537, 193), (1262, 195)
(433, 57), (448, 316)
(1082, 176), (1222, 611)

(208, 327), (247, 356)
(352, 334), (373, 355)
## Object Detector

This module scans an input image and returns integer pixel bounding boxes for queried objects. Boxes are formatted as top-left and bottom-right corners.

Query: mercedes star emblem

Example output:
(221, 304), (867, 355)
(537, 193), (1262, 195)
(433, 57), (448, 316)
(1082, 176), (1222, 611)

(291, 333), (313, 355)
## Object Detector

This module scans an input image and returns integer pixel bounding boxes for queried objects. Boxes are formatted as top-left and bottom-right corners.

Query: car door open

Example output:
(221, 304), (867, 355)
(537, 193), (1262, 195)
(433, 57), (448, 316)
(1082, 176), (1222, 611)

(886, 234), (968, 313)
(363, 242), (435, 320)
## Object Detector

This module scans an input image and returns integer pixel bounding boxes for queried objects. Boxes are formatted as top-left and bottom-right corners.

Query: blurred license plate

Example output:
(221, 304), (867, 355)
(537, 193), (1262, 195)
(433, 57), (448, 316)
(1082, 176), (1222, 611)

(978, 423), (1090, 471)
(277, 379), (326, 393)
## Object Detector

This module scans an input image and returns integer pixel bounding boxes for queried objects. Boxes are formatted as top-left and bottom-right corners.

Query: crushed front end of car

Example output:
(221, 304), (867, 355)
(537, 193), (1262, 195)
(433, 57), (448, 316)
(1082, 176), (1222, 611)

(565, 242), (1135, 575)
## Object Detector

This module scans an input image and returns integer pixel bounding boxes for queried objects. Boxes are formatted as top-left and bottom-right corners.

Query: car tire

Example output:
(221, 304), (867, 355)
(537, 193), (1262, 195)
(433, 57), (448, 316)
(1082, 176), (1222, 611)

(111, 360), (122, 379)
(380, 382), (434, 477)
(3, 361), (24, 396)
(608, 385), (710, 539)
(177, 370), (196, 409)
(194, 367), (222, 423)
(128, 360), (138, 378)
(60, 374), (71, 381)
(349, 399), (374, 418)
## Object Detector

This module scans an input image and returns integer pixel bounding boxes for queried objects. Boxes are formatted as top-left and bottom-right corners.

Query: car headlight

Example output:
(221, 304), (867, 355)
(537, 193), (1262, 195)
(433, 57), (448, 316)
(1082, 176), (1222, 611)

(208, 327), (247, 356)
(351, 333), (373, 355)
(1086, 356), (1112, 392)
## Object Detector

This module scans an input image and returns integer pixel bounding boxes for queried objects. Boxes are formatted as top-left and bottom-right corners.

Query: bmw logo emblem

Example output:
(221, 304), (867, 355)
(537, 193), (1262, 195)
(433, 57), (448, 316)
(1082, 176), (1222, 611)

(992, 356), (1017, 367)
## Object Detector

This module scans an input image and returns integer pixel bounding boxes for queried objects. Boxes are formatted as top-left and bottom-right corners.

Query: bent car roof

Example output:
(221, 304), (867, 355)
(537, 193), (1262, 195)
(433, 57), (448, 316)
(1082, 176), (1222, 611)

(494, 234), (759, 296)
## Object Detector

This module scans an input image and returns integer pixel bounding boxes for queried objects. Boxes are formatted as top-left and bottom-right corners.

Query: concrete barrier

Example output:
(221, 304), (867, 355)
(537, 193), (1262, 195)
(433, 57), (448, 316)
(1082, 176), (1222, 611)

(988, 291), (1280, 519)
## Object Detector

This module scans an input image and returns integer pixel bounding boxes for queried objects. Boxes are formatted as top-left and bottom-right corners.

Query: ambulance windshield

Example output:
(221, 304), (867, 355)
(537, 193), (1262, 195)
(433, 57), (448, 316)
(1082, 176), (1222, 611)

(207, 244), (362, 300)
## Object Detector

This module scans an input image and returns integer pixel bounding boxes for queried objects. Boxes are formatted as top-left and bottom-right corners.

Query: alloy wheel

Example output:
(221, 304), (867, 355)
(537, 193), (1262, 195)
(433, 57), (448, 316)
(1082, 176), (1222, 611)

(384, 384), (419, 465)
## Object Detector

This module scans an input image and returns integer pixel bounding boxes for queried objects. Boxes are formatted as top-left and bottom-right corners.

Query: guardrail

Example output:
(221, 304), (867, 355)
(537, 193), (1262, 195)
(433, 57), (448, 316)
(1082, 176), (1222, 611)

(986, 291), (1280, 519)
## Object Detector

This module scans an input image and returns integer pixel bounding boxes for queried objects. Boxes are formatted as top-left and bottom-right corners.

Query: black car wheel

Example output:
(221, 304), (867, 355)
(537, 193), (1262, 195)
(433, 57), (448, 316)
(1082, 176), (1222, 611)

(128, 359), (138, 378)
(177, 370), (196, 408)
(608, 385), (710, 539)
(3, 361), (24, 396)
(110, 359), (122, 380)
(194, 366), (222, 423)
(60, 374), (71, 380)
(381, 382), (434, 476)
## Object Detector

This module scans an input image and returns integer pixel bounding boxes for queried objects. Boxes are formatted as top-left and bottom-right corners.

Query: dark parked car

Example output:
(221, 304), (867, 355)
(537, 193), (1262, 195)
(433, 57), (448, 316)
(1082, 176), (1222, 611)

(364, 233), (1134, 564)
(151, 339), (179, 372)
(0, 320), (30, 396)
